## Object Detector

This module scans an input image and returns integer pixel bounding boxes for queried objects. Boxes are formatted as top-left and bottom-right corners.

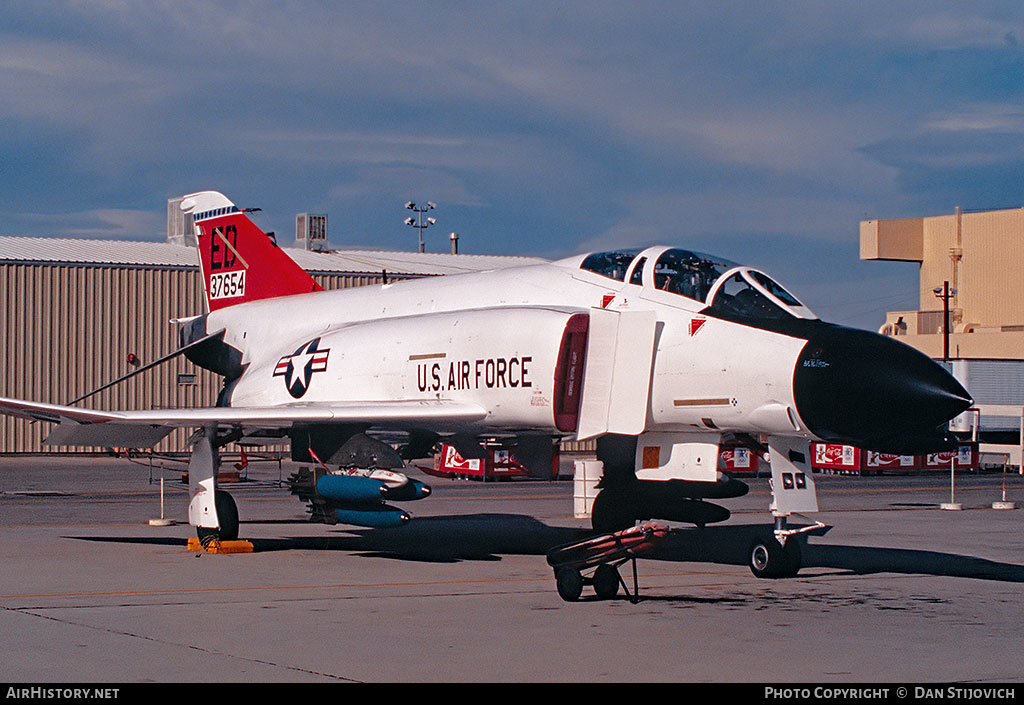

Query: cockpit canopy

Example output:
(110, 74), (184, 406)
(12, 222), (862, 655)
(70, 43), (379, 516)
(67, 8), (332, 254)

(578, 250), (640, 284)
(578, 246), (816, 320)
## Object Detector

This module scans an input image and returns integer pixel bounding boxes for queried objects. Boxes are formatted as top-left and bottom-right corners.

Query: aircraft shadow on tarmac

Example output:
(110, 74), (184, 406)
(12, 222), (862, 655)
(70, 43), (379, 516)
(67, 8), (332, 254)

(655, 524), (1024, 584)
(253, 513), (581, 563)
(70, 513), (1024, 583)
(69, 514), (582, 564)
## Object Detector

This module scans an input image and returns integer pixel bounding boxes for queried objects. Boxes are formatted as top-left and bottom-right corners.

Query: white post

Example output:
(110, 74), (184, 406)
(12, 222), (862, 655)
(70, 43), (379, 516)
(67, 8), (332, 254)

(993, 449), (1017, 510)
(149, 474), (173, 526)
(941, 452), (962, 510)
(950, 455), (955, 503)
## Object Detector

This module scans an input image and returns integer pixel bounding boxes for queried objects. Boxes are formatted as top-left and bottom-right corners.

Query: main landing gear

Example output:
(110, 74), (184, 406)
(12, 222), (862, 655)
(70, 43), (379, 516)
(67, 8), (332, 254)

(195, 490), (239, 547)
(188, 425), (243, 548)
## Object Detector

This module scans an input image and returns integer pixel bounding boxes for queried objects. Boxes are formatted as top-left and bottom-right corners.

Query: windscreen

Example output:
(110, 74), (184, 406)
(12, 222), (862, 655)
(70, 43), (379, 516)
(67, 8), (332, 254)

(709, 272), (790, 319)
(708, 269), (811, 320)
(749, 271), (802, 306)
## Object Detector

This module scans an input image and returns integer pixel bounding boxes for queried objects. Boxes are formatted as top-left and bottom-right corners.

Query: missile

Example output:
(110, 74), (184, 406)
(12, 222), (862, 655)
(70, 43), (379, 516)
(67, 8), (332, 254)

(315, 474), (388, 502)
(333, 503), (410, 529)
(316, 470), (429, 502)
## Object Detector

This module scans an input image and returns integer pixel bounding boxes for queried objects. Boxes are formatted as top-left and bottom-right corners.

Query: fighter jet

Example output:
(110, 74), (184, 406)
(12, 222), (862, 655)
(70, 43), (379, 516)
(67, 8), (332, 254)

(0, 191), (972, 579)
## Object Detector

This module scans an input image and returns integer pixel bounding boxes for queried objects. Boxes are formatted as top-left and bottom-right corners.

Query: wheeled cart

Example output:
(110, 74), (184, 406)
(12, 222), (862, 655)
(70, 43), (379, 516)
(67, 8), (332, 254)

(545, 523), (668, 603)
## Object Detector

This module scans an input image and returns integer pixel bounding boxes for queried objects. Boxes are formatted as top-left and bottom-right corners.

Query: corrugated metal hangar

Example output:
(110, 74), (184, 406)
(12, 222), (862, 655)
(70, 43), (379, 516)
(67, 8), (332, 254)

(0, 220), (545, 453)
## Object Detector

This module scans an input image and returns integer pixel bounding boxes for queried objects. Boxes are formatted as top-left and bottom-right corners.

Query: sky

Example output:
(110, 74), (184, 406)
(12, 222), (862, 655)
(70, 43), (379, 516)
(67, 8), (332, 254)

(2, 2), (1024, 330)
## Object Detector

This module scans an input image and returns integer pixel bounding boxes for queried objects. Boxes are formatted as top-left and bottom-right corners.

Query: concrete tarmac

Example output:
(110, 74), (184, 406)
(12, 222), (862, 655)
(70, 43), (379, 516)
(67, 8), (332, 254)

(1, 455), (1023, 683)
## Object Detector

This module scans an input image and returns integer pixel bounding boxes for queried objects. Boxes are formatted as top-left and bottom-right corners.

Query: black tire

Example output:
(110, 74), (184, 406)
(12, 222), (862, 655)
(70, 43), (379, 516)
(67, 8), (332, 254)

(195, 490), (239, 544)
(555, 567), (584, 602)
(593, 564), (620, 600)
(780, 537), (802, 578)
(591, 488), (635, 534)
(749, 537), (778, 578)
(215, 490), (239, 541)
(748, 535), (801, 579)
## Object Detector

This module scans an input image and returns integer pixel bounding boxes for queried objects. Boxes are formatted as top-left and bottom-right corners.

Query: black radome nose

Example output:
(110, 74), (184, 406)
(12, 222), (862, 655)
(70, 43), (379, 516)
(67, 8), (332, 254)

(793, 325), (972, 454)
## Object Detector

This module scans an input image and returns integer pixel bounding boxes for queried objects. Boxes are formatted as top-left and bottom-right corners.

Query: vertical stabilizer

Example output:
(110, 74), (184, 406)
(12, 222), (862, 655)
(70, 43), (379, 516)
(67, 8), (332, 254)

(180, 191), (323, 312)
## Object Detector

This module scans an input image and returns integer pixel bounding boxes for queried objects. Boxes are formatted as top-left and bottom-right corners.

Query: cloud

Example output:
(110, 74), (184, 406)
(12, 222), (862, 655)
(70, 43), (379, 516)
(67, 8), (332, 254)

(328, 165), (485, 208)
(923, 103), (1024, 134)
(898, 11), (1024, 50)
(12, 209), (163, 239)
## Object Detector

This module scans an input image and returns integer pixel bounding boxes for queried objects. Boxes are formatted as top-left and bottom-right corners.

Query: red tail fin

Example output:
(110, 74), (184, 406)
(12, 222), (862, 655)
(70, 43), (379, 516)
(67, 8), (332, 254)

(180, 191), (323, 312)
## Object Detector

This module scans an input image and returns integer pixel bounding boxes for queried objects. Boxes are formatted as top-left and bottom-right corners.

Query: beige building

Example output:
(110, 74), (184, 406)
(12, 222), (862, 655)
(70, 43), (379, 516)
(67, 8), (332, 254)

(861, 206), (1024, 360)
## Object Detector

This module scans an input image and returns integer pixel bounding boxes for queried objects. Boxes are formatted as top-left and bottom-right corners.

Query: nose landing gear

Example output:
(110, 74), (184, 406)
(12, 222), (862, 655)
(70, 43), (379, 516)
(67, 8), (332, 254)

(748, 534), (801, 579)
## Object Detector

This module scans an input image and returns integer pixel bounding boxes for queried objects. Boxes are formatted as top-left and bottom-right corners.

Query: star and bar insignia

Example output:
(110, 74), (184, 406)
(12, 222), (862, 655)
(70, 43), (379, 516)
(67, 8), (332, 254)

(273, 337), (331, 399)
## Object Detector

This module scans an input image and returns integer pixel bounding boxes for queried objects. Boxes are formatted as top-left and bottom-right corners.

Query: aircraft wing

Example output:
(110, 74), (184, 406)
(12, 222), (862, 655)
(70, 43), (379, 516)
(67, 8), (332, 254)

(0, 396), (488, 448)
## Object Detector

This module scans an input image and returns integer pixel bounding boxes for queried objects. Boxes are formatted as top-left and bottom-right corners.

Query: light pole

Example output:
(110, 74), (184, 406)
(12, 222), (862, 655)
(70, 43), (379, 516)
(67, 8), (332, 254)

(404, 201), (436, 253)
(932, 280), (964, 511)
(932, 281), (957, 362)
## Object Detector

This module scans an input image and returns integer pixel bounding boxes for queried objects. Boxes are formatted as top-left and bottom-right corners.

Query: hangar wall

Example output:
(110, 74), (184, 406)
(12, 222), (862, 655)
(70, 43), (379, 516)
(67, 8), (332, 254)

(0, 261), (386, 454)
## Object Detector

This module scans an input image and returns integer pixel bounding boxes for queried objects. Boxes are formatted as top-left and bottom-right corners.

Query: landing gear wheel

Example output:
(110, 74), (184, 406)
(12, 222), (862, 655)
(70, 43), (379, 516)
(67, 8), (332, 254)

(749, 535), (801, 579)
(194, 490), (239, 546)
(215, 490), (239, 541)
(555, 567), (584, 602)
(593, 564), (621, 600)
(591, 489), (635, 534)
(780, 537), (801, 578)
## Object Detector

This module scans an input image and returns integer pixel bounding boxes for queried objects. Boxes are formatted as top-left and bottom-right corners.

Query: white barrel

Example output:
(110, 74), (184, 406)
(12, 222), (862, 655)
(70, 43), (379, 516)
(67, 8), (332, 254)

(573, 460), (604, 518)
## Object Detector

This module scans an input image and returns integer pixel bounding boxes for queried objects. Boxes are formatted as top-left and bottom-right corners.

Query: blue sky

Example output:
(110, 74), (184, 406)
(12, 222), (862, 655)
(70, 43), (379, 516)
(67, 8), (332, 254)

(2, 2), (1023, 329)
